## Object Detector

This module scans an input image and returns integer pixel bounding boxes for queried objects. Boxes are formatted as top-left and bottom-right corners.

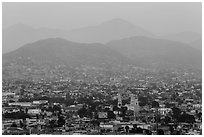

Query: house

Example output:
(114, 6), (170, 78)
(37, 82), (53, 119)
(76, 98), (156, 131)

(27, 109), (41, 116)
(8, 102), (32, 107)
(158, 108), (172, 115)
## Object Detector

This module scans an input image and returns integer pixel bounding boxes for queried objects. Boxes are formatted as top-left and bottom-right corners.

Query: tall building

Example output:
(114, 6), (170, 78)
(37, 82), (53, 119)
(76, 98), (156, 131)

(125, 93), (140, 121)
(130, 94), (136, 105)
(118, 93), (122, 108)
(130, 94), (139, 114)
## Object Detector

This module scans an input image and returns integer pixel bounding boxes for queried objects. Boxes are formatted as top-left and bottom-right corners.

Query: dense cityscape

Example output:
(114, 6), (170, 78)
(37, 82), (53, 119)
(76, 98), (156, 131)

(2, 2), (202, 135)
(2, 65), (202, 135)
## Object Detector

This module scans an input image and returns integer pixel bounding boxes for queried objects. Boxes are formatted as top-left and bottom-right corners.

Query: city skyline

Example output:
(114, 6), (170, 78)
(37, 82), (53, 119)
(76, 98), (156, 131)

(2, 2), (202, 135)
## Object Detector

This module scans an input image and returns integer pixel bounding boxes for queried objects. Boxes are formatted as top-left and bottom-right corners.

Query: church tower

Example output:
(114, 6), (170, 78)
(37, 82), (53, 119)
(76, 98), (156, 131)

(130, 94), (140, 121)
(118, 93), (122, 108)
(134, 95), (139, 115)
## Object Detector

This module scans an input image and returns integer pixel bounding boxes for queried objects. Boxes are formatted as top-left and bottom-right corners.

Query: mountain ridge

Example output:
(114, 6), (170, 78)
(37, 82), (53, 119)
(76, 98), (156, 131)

(160, 31), (201, 43)
(3, 37), (131, 67)
(107, 36), (202, 69)
(3, 36), (201, 70)
(3, 18), (154, 53)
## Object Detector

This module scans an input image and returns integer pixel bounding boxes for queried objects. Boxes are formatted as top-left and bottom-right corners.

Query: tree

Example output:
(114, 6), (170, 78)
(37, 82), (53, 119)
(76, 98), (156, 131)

(11, 122), (17, 127)
(133, 124), (137, 129)
(113, 105), (119, 111)
(119, 106), (127, 117)
(36, 114), (39, 119)
(91, 120), (100, 126)
(138, 96), (148, 106)
(49, 120), (56, 129)
(179, 112), (195, 123)
(3, 111), (31, 119)
(20, 120), (24, 128)
(164, 115), (171, 124)
(126, 110), (134, 116)
(53, 105), (61, 113)
(77, 107), (87, 118)
(57, 116), (65, 127)
(143, 129), (152, 135)
(85, 109), (93, 118)
(107, 111), (116, 119)
(65, 93), (75, 105)
(125, 125), (129, 133)
(20, 85), (26, 96)
(188, 115), (195, 123)
(157, 129), (164, 135)
(197, 112), (202, 120)
(152, 101), (159, 108)
(122, 98), (130, 105)
(25, 108), (28, 114)
(171, 107), (181, 122)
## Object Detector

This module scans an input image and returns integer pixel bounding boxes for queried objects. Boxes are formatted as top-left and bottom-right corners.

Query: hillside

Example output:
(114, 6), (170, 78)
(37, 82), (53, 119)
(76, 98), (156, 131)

(2, 38), (131, 80)
(3, 36), (202, 80)
(107, 36), (202, 69)
(189, 38), (202, 51)
(161, 31), (201, 43)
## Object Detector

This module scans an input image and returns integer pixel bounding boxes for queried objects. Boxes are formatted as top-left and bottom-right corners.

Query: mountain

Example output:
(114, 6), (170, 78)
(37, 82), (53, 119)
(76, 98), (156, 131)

(189, 38), (202, 51)
(3, 36), (202, 80)
(161, 31), (201, 43)
(65, 18), (154, 43)
(3, 38), (133, 80)
(2, 24), (67, 53)
(107, 36), (202, 69)
(3, 38), (130, 67)
(3, 18), (154, 53)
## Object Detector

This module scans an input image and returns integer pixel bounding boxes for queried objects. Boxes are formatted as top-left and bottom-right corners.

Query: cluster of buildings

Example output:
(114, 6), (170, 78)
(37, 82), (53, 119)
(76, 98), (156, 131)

(2, 66), (202, 135)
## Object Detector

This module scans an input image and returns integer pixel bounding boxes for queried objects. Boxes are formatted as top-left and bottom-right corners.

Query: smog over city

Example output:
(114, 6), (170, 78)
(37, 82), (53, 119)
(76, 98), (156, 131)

(2, 2), (202, 135)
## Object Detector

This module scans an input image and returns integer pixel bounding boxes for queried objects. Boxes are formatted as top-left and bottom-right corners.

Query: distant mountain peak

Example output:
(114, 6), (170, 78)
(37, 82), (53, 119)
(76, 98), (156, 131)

(104, 18), (129, 23)
(101, 18), (135, 27)
(3, 18), (154, 53)
(20, 37), (77, 49)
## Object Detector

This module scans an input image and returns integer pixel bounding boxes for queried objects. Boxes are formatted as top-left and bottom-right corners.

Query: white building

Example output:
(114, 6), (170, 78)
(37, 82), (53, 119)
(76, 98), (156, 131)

(158, 108), (172, 115)
(27, 109), (41, 115)
(125, 94), (140, 118)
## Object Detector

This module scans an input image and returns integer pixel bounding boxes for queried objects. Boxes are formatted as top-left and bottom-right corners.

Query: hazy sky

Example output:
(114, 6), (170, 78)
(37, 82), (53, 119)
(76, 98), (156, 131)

(3, 2), (202, 35)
